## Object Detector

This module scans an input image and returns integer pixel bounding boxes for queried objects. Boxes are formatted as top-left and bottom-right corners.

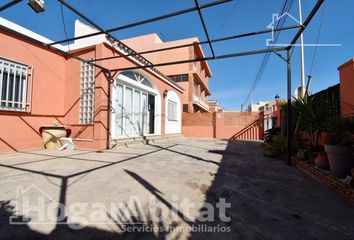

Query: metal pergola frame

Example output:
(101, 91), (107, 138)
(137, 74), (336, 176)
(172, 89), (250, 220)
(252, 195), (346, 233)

(0, 0), (326, 164)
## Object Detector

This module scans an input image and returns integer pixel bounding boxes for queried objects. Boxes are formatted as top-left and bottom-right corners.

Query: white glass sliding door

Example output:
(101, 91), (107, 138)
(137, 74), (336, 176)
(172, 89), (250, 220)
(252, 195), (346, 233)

(133, 90), (141, 135)
(112, 79), (156, 138)
(114, 84), (123, 136)
(124, 87), (133, 135)
(141, 93), (149, 135)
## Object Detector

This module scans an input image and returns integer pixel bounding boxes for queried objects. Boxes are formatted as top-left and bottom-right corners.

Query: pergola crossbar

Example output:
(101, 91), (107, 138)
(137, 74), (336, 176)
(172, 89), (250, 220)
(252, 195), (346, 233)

(57, 0), (154, 67)
(194, 0), (216, 57)
(0, 0), (23, 12)
(110, 46), (288, 72)
(48, 0), (233, 46)
(0, 0), (326, 164)
(89, 25), (300, 63)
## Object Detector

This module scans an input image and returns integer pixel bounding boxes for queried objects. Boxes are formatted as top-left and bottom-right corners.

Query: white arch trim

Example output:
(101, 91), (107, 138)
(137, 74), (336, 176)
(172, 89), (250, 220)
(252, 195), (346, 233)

(117, 73), (159, 95)
(111, 72), (162, 138)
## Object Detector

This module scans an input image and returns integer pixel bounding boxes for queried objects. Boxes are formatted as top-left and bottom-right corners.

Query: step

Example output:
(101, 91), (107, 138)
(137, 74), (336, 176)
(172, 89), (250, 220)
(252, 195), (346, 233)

(110, 136), (143, 148)
(111, 136), (144, 143)
(110, 134), (182, 149)
(145, 134), (182, 143)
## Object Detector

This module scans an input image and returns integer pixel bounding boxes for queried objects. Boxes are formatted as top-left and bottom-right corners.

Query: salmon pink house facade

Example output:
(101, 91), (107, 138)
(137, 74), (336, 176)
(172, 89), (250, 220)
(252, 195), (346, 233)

(0, 18), (188, 153)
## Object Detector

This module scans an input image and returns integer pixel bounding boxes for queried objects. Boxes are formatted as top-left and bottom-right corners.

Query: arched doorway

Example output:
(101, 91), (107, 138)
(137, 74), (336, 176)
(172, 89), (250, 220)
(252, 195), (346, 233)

(111, 71), (161, 138)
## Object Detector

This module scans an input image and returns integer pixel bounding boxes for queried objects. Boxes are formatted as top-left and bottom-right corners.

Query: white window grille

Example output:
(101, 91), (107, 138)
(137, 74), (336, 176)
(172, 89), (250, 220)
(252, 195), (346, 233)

(0, 57), (30, 111)
(79, 61), (95, 124)
(168, 100), (177, 121)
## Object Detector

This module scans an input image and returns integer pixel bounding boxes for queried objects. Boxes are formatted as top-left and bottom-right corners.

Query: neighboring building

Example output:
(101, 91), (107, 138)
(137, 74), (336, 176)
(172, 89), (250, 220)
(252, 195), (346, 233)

(253, 101), (278, 134)
(259, 105), (277, 133)
(0, 18), (186, 153)
(122, 34), (212, 113)
(338, 59), (354, 120)
(248, 101), (275, 112)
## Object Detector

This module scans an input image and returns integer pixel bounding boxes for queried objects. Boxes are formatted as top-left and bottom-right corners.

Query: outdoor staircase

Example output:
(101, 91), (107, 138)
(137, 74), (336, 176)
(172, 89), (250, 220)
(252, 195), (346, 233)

(229, 119), (261, 140)
(110, 134), (182, 149)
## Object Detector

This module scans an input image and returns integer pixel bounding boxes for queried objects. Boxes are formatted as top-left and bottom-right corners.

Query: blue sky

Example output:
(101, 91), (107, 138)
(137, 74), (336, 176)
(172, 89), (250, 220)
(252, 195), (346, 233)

(1, 0), (353, 110)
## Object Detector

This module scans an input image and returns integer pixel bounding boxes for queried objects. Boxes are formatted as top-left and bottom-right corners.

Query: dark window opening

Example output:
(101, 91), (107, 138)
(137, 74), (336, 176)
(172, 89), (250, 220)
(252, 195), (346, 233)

(168, 74), (189, 82)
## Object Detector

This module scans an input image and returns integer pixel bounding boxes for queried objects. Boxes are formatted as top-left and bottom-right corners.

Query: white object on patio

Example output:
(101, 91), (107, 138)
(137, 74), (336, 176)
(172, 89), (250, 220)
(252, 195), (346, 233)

(59, 137), (77, 151)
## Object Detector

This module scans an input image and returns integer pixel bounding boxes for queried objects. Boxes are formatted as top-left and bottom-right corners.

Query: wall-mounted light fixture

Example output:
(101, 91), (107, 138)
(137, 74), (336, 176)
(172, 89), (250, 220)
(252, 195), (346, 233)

(163, 90), (168, 98)
(28, 0), (45, 13)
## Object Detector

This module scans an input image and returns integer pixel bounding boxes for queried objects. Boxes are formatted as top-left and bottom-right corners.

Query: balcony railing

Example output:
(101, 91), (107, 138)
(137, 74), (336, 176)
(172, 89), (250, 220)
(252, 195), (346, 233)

(193, 94), (209, 111)
(193, 62), (207, 84)
(191, 59), (211, 95)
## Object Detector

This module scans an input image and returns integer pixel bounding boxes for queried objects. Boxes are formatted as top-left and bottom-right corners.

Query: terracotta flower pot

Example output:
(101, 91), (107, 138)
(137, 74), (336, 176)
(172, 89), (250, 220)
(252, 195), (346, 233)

(324, 144), (354, 178)
(40, 126), (67, 150)
(318, 132), (329, 147)
(314, 152), (329, 170)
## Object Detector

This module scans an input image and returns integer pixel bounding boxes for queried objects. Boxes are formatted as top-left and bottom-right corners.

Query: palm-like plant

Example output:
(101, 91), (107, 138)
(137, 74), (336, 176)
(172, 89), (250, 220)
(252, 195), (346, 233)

(293, 94), (327, 148)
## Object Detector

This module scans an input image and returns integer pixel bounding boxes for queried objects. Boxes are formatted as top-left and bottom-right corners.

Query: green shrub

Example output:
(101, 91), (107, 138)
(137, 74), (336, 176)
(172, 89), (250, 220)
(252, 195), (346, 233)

(264, 133), (300, 159)
(325, 117), (354, 146)
(272, 133), (288, 158)
(264, 128), (281, 144)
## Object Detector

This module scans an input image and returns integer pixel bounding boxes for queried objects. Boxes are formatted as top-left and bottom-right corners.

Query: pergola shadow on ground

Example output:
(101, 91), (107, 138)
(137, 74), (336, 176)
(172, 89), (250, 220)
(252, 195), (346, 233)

(1, 138), (354, 239)
(0, 138), (223, 239)
(191, 141), (354, 240)
(1, 0), (327, 161)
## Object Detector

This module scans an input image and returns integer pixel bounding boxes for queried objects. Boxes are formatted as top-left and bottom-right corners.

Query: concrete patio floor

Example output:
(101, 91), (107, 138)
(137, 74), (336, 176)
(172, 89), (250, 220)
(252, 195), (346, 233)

(0, 137), (353, 240)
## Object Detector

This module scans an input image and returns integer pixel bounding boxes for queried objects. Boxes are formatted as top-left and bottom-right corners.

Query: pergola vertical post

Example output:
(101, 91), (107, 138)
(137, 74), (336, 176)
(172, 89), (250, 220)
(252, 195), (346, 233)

(286, 48), (292, 165)
(106, 71), (112, 150)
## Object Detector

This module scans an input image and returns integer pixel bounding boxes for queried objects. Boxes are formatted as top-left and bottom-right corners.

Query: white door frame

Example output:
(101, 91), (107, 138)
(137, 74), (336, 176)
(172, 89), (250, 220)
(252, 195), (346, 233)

(111, 75), (161, 139)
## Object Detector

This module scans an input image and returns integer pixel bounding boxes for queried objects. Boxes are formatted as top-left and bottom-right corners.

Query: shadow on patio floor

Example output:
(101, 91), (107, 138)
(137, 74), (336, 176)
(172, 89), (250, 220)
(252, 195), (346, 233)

(0, 199), (178, 240)
(190, 140), (354, 240)
(1, 139), (354, 240)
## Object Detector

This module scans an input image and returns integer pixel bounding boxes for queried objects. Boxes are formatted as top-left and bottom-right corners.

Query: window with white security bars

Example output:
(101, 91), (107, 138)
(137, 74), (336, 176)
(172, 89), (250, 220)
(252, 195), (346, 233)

(79, 61), (95, 124)
(168, 100), (177, 121)
(0, 57), (31, 112)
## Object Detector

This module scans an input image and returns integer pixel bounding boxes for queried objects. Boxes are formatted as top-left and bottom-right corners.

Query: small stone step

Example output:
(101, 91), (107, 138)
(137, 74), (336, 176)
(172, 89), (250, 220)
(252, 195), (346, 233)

(112, 141), (145, 149)
(113, 136), (144, 143)
(110, 136), (145, 149)
(146, 134), (182, 143)
(110, 134), (182, 148)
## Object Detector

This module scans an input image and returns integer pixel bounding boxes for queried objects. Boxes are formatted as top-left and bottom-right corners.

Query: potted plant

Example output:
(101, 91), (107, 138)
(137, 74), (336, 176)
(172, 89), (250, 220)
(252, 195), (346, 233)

(293, 94), (328, 166)
(39, 121), (68, 150)
(314, 151), (330, 169)
(324, 118), (354, 178)
(293, 95), (327, 150)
